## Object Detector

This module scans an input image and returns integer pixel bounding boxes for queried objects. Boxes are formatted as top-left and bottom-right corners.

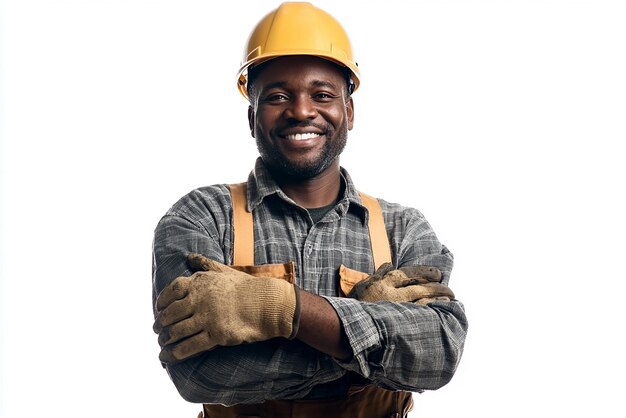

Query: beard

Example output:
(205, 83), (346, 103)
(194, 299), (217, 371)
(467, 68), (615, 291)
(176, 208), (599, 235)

(255, 120), (348, 181)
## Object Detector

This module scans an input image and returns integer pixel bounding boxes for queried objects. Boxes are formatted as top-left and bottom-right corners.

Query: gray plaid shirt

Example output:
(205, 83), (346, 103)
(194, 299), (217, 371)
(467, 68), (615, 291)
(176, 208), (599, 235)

(152, 158), (467, 405)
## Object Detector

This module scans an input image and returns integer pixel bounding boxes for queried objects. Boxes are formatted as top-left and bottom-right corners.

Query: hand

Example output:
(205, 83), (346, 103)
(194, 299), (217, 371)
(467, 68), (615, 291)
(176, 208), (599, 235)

(347, 263), (455, 304)
(153, 254), (300, 363)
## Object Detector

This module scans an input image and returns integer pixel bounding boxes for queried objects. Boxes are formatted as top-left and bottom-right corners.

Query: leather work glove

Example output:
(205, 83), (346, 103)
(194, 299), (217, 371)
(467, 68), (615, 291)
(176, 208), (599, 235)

(347, 262), (455, 304)
(153, 254), (300, 364)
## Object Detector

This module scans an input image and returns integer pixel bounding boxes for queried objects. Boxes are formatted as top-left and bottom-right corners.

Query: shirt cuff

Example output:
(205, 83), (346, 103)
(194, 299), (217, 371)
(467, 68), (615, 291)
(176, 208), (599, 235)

(323, 296), (381, 377)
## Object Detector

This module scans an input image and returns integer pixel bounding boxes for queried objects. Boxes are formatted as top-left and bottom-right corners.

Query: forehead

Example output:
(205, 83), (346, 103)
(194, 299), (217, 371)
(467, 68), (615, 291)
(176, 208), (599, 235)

(252, 56), (346, 89)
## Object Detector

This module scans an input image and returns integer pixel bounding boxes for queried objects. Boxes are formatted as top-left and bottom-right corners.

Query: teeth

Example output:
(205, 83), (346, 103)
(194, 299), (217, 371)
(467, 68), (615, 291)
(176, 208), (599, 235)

(286, 133), (320, 141)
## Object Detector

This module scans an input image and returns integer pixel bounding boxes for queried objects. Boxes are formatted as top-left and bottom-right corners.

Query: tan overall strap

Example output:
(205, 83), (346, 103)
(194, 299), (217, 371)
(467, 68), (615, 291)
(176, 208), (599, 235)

(211, 186), (407, 418)
(229, 182), (254, 266)
(229, 184), (391, 270)
(358, 192), (392, 270)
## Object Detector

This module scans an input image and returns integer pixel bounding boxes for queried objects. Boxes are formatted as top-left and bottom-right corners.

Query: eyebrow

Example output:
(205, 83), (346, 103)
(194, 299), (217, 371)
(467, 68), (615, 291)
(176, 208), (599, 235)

(260, 81), (288, 92)
(310, 80), (340, 90)
(260, 79), (341, 93)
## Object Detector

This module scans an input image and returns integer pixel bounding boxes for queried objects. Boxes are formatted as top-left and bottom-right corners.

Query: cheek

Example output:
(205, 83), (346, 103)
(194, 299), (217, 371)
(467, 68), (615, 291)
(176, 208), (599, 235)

(326, 108), (348, 129)
(256, 110), (281, 135)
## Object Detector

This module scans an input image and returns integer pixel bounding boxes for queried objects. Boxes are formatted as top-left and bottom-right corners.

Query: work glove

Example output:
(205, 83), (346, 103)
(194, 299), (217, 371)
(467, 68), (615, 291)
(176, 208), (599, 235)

(153, 254), (300, 364)
(347, 262), (455, 304)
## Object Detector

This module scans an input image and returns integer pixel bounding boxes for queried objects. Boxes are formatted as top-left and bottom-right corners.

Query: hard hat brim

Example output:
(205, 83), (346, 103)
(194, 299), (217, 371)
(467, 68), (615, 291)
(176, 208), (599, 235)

(237, 53), (360, 100)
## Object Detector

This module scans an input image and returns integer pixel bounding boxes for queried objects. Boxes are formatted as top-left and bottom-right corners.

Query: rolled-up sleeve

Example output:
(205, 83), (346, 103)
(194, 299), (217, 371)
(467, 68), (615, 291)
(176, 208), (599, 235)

(323, 201), (468, 391)
(325, 297), (467, 391)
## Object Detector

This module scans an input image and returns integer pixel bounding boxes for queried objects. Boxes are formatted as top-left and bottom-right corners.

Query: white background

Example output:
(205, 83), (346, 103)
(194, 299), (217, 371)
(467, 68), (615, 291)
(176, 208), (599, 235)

(1, 0), (625, 417)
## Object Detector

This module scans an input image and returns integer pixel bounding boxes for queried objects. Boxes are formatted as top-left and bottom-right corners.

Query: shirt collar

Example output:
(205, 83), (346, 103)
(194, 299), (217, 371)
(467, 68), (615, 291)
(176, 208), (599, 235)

(246, 158), (368, 224)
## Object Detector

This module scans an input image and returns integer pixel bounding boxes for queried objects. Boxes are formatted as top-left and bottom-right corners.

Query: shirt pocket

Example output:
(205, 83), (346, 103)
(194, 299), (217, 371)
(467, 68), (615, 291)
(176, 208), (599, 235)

(338, 264), (370, 297)
(231, 262), (296, 284)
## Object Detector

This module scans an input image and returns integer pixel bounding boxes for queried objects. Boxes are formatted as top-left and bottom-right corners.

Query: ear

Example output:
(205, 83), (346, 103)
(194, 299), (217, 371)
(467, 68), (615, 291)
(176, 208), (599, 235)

(247, 105), (256, 138)
(346, 96), (354, 131)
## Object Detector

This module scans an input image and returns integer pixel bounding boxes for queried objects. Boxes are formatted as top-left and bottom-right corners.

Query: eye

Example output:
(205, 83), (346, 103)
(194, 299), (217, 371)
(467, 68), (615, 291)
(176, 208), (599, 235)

(262, 93), (289, 103)
(313, 92), (338, 102)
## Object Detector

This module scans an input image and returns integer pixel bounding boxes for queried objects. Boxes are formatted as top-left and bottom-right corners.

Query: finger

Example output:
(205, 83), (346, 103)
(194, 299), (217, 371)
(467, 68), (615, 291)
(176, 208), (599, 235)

(404, 277), (431, 285)
(158, 316), (203, 346)
(398, 283), (455, 301)
(159, 332), (216, 364)
(347, 272), (383, 298)
(423, 283), (455, 299)
(348, 263), (394, 298)
(381, 270), (410, 287)
(416, 296), (451, 305)
(187, 253), (233, 273)
(156, 276), (191, 312)
(399, 265), (442, 282)
(372, 262), (394, 279)
(153, 298), (193, 333)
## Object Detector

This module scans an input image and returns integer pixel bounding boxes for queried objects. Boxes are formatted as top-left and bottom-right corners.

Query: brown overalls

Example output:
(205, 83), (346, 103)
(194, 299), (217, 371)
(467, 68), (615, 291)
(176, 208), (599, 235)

(198, 184), (413, 418)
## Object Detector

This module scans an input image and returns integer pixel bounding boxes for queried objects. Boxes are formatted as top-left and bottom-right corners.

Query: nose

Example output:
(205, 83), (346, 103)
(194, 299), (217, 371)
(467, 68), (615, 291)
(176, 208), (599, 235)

(284, 94), (317, 121)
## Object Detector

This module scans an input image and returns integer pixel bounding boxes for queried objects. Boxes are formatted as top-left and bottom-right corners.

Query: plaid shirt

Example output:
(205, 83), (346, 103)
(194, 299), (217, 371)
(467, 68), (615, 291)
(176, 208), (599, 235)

(152, 158), (467, 405)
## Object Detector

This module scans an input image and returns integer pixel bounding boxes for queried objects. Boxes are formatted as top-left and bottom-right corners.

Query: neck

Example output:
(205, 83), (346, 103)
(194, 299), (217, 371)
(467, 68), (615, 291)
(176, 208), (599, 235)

(275, 162), (342, 209)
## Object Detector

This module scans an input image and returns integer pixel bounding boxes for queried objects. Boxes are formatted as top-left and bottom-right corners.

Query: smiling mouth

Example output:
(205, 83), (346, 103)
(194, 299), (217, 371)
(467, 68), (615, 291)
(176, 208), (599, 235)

(284, 132), (322, 141)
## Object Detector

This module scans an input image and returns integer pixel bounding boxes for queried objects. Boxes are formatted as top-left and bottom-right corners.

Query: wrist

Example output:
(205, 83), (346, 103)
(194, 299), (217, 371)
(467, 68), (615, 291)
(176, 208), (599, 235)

(254, 278), (300, 339)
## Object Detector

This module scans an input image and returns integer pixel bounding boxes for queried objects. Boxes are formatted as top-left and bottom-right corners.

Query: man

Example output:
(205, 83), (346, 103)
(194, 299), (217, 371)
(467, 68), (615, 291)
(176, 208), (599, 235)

(152, 3), (467, 417)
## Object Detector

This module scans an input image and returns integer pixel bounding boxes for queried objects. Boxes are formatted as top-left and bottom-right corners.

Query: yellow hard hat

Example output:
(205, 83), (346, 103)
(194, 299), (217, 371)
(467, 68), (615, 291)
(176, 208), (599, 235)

(237, 2), (360, 99)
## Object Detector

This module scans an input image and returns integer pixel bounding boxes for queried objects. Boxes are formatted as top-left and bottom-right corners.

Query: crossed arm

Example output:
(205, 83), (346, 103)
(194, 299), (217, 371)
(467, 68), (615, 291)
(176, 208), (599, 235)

(155, 253), (457, 363)
(153, 267), (466, 405)
(152, 214), (467, 405)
